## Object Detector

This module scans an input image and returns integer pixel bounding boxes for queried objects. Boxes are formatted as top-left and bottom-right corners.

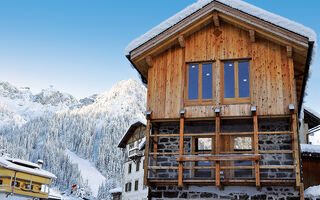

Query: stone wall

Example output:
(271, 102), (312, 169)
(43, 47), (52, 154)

(150, 185), (300, 200)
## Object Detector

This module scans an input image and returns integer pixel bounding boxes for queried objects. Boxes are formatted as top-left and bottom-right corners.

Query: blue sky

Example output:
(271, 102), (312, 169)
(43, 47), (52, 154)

(0, 0), (319, 111)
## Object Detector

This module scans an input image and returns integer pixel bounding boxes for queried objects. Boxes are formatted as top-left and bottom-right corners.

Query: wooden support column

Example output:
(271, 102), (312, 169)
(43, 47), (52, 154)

(291, 111), (302, 189)
(153, 129), (158, 164)
(178, 113), (185, 186)
(253, 113), (261, 189)
(178, 35), (185, 48)
(249, 30), (255, 43)
(215, 113), (221, 188)
(213, 11), (220, 27)
(143, 118), (151, 186)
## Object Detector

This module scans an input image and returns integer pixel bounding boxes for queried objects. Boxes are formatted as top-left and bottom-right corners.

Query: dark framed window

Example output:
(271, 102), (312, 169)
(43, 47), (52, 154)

(134, 180), (139, 191)
(125, 182), (132, 192)
(0, 180), (2, 185)
(222, 60), (250, 103)
(186, 62), (215, 104)
(128, 163), (132, 174)
(136, 160), (140, 172)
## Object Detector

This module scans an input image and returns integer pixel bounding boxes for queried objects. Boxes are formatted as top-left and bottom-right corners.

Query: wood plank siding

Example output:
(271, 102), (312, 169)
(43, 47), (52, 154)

(147, 21), (295, 119)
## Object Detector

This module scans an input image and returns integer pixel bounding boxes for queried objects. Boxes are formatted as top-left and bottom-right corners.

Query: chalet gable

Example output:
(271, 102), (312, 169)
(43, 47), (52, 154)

(126, 0), (316, 114)
(118, 121), (146, 148)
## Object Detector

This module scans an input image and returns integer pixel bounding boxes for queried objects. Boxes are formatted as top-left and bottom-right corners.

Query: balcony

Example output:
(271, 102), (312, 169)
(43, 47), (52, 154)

(143, 114), (300, 189)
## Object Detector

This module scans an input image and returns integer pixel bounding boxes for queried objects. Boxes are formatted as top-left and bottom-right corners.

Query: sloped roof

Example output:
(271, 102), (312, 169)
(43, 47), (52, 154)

(125, 0), (316, 56)
(0, 157), (56, 179)
(118, 121), (146, 148)
(304, 107), (320, 129)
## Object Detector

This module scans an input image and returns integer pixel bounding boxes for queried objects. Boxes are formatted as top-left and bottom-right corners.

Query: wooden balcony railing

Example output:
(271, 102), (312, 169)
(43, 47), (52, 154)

(143, 112), (301, 189)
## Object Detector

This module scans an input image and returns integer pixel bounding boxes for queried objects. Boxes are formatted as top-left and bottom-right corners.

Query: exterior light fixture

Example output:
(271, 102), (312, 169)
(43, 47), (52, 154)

(289, 104), (295, 111)
(180, 109), (186, 115)
(215, 107), (220, 113)
(251, 105), (257, 112)
(146, 110), (152, 118)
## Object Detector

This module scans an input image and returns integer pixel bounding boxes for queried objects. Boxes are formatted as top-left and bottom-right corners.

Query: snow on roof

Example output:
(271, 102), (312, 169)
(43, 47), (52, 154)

(0, 157), (56, 179)
(300, 144), (320, 153)
(138, 137), (146, 150)
(305, 185), (320, 198)
(109, 187), (122, 194)
(304, 106), (320, 120)
(125, 0), (317, 58)
(6, 157), (40, 169)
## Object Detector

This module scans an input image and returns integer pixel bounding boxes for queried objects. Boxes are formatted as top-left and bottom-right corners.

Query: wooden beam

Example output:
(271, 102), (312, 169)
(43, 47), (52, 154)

(287, 46), (293, 58)
(178, 115), (184, 186)
(143, 119), (151, 186)
(253, 114), (260, 189)
(146, 56), (153, 68)
(178, 35), (185, 48)
(176, 154), (261, 162)
(153, 129), (158, 163)
(213, 11), (220, 27)
(291, 112), (302, 189)
(215, 114), (221, 187)
(249, 29), (255, 43)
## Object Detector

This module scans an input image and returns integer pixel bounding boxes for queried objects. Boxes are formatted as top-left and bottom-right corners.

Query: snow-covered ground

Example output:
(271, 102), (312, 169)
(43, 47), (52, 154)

(305, 185), (320, 199)
(66, 149), (106, 197)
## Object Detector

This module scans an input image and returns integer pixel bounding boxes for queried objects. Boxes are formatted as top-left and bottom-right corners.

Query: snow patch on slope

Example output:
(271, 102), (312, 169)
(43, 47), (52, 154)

(305, 185), (320, 199)
(66, 149), (106, 197)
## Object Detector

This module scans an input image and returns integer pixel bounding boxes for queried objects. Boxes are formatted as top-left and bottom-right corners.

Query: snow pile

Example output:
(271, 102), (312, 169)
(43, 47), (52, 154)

(125, 0), (317, 60)
(66, 149), (106, 197)
(49, 188), (63, 199)
(301, 144), (320, 153)
(305, 185), (320, 199)
(109, 187), (122, 194)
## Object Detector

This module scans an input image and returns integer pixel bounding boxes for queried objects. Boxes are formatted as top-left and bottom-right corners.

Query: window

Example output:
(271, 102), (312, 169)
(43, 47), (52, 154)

(125, 182), (132, 192)
(12, 181), (20, 187)
(187, 62), (214, 103)
(223, 60), (250, 103)
(0, 180), (2, 185)
(134, 180), (139, 191)
(234, 136), (252, 151)
(128, 163), (132, 174)
(136, 160), (140, 172)
(194, 137), (213, 177)
(142, 159), (144, 169)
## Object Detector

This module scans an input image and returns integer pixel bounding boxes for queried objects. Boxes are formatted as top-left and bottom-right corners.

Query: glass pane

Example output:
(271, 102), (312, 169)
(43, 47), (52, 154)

(234, 136), (252, 151)
(224, 62), (235, 98)
(188, 64), (199, 100)
(202, 63), (213, 99)
(238, 61), (250, 98)
(195, 161), (211, 177)
(197, 138), (212, 151)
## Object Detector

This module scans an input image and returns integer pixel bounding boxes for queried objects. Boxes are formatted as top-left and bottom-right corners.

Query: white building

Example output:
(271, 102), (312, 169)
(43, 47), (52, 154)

(118, 121), (148, 200)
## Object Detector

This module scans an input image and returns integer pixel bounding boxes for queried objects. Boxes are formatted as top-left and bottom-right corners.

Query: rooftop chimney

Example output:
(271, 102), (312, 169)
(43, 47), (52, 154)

(37, 159), (43, 169)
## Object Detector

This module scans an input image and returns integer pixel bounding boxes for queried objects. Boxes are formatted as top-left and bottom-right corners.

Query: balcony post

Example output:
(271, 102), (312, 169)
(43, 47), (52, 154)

(178, 111), (185, 186)
(143, 111), (152, 186)
(253, 111), (260, 189)
(215, 113), (221, 188)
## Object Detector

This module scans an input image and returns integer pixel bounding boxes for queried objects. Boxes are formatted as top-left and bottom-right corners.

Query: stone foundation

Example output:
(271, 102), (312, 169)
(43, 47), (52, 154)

(150, 185), (300, 200)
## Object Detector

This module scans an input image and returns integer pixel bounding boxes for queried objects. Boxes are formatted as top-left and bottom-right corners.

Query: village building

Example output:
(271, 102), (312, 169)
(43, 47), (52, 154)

(0, 157), (56, 199)
(118, 121), (149, 200)
(125, 0), (316, 199)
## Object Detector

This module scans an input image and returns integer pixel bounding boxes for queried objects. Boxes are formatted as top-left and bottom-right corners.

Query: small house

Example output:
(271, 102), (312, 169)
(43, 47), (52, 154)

(0, 157), (56, 199)
(118, 121), (149, 200)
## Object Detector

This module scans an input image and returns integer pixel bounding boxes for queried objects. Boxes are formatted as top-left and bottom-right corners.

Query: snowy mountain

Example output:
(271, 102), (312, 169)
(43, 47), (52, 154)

(0, 79), (147, 199)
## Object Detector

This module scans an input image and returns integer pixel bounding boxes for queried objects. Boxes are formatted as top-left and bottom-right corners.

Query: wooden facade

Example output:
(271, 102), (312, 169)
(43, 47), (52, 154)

(126, 1), (314, 199)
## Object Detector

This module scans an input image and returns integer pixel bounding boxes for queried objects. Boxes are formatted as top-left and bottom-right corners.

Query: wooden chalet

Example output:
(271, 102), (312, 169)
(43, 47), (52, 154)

(125, 0), (316, 199)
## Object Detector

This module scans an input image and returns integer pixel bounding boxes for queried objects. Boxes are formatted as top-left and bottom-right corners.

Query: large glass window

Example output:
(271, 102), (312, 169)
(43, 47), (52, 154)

(223, 60), (250, 103)
(187, 62), (214, 103)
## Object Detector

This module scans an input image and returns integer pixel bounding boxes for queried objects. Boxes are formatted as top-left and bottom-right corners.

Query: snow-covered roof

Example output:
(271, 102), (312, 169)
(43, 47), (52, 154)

(0, 157), (56, 179)
(109, 187), (122, 194)
(125, 0), (317, 57)
(300, 144), (320, 154)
